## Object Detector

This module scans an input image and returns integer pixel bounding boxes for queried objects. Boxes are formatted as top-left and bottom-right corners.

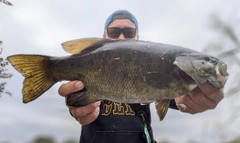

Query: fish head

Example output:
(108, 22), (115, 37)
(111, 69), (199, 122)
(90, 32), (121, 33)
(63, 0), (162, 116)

(208, 60), (229, 88)
(173, 53), (229, 89)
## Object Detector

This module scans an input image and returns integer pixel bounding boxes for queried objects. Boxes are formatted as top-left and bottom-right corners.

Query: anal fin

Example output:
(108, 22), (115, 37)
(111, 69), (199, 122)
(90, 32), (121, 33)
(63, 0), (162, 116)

(155, 99), (170, 121)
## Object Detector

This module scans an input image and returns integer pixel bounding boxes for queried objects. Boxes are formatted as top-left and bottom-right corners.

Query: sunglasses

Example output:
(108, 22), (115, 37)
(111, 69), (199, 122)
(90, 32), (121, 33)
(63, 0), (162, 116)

(106, 27), (137, 39)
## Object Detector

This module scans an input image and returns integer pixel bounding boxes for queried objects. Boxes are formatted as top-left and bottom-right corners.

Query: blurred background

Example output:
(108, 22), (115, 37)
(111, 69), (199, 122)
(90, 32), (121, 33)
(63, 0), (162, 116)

(0, 0), (239, 143)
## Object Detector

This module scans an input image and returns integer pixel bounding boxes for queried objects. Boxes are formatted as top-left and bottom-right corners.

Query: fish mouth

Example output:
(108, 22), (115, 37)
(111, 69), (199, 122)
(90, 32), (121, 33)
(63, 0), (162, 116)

(176, 67), (196, 84)
(176, 67), (198, 91)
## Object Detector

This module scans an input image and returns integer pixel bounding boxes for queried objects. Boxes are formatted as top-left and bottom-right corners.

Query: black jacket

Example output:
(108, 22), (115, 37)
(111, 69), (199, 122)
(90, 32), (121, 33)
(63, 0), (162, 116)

(79, 100), (155, 143)
(79, 100), (178, 143)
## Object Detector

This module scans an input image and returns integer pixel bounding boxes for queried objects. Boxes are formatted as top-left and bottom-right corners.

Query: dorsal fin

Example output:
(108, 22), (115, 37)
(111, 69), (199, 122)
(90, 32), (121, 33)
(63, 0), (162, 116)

(61, 37), (111, 54)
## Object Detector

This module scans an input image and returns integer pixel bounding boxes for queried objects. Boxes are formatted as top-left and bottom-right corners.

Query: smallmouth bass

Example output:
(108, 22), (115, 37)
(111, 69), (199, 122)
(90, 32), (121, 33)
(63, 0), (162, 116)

(7, 38), (229, 120)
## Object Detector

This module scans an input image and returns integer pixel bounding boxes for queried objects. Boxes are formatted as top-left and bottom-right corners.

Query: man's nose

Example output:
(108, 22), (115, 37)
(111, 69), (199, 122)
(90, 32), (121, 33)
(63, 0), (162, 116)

(118, 33), (126, 40)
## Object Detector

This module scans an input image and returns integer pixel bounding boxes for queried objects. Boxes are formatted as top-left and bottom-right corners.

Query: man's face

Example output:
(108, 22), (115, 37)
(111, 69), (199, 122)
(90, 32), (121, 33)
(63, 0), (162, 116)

(104, 19), (138, 40)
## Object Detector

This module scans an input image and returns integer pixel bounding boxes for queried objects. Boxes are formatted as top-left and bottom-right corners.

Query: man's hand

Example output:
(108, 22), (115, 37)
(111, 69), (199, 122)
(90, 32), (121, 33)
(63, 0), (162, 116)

(175, 82), (224, 114)
(58, 81), (101, 125)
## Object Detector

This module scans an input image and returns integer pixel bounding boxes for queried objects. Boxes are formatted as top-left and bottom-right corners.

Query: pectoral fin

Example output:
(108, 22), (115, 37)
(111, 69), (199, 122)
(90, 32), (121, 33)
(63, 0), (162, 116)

(155, 100), (170, 121)
(66, 88), (100, 107)
(145, 72), (175, 89)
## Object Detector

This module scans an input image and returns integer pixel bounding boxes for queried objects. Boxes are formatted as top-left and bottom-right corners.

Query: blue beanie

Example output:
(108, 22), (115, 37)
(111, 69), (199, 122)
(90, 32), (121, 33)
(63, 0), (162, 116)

(104, 10), (138, 32)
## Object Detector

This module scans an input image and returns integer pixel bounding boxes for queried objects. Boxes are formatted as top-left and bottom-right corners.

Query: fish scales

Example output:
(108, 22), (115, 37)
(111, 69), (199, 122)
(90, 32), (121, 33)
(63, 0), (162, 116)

(49, 41), (190, 102)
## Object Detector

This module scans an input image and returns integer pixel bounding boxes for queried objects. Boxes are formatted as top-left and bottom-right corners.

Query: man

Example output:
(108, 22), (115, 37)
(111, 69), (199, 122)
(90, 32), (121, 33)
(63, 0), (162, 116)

(58, 10), (224, 143)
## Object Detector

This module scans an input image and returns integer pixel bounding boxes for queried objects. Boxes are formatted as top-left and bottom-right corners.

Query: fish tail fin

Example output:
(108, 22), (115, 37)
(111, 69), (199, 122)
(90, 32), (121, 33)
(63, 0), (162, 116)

(155, 99), (170, 121)
(7, 54), (56, 103)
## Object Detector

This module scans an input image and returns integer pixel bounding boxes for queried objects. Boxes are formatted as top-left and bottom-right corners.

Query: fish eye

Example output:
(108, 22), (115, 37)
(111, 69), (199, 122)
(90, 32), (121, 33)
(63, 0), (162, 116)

(204, 56), (210, 61)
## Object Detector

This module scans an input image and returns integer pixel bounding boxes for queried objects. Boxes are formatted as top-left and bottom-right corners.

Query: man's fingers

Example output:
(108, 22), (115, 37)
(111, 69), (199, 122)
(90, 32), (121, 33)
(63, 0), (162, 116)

(188, 87), (216, 109)
(58, 81), (84, 97)
(57, 80), (99, 125)
(175, 82), (225, 114)
(175, 94), (206, 114)
(198, 82), (224, 102)
(70, 101), (101, 118)
(76, 107), (100, 125)
(69, 101), (101, 125)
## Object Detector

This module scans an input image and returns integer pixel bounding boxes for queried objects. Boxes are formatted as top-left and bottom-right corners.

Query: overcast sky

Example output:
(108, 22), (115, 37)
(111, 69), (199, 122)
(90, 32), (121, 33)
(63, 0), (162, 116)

(0, 0), (240, 143)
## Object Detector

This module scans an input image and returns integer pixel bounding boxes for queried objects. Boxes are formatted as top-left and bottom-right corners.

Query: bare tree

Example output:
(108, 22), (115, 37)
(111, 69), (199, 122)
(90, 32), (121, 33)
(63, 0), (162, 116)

(204, 14), (240, 97)
(31, 136), (56, 143)
(0, 42), (12, 96)
(203, 14), (240, 142)
(0, 0), (13, 96)
(0, 0), (13, 6)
